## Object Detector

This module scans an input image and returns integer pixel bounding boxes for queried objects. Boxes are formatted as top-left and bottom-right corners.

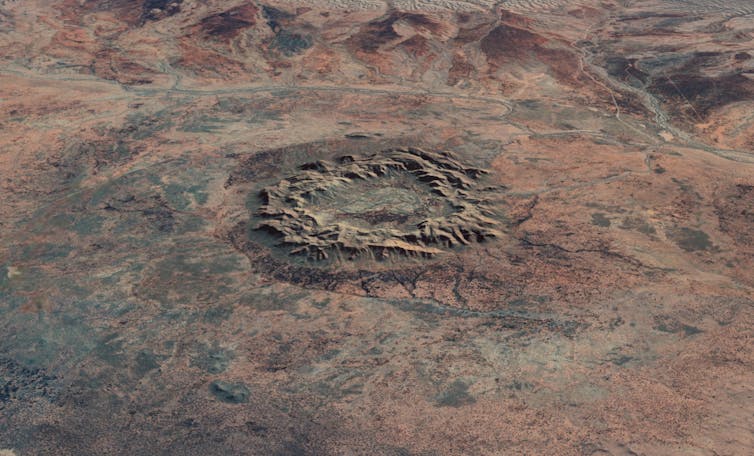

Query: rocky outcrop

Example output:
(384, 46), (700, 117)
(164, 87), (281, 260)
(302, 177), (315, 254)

(256, 148), (502, 261)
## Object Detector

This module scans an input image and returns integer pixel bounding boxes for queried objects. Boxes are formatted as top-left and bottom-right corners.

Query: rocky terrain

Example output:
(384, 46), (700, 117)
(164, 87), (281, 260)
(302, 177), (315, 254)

(0, 1), (752, 455)
(253, 147), (501, 260)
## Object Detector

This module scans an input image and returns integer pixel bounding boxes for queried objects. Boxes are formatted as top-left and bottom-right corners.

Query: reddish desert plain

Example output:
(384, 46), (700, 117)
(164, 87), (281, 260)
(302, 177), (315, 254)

(0, 0), (753, 454)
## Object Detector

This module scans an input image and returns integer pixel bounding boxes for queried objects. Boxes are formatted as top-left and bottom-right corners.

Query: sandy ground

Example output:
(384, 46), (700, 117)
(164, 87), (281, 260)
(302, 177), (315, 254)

(0, 1), (752, 454)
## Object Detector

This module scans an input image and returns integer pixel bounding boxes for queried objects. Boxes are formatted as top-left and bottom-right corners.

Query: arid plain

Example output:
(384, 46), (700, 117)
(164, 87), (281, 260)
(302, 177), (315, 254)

(0, 0), (753, 454)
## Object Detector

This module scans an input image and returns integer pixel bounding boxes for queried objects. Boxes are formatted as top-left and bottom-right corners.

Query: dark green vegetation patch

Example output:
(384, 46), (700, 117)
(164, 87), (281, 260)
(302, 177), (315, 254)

(668, 227), (713, 252)
(209, 380), (250, 404)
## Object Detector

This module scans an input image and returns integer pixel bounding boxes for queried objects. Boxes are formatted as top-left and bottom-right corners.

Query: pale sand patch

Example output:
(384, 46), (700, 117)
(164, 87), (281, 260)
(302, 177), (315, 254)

(6, 266), (21, 279)
(659, 131), (675, 142)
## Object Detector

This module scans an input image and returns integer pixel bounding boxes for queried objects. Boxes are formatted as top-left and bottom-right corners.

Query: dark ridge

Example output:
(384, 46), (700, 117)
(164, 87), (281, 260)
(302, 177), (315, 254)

(144, 0), (173, 9)
(648, 73), (754, 119)
(262, 4), (294, 31)
(200, 4), (258, 39)
(399, 35), (432, 56)
(141, 0), (182, 23)
(480, 25), (546, 61)
(481, 24), (583, 87)
(349, 11), (442, 53)
(616, 12), (690, 22)
(353, 17), (400, 53)
(454, 23), (494, 43)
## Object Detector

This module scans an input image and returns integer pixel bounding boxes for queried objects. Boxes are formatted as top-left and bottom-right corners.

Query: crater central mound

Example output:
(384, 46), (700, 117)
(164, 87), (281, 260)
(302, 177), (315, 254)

(255, 147), (502, 261)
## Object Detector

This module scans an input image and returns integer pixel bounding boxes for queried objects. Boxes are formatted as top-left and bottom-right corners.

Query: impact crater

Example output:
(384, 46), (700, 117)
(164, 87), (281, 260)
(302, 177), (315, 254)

(255, 147), (502, 261)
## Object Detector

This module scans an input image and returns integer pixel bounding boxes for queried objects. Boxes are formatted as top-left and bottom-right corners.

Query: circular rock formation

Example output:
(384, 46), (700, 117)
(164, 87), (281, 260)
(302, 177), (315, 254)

(255, 147), (502, 261)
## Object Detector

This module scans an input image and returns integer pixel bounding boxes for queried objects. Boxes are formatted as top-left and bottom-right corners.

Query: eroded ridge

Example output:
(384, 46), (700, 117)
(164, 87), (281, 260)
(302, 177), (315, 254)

(256, 147), (502, 260)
